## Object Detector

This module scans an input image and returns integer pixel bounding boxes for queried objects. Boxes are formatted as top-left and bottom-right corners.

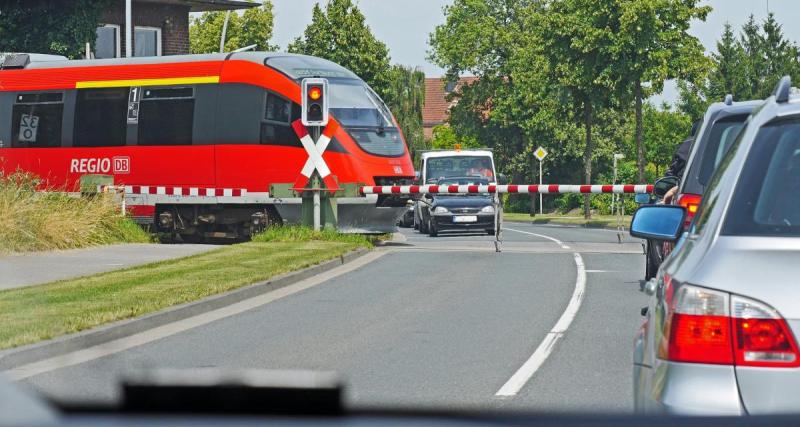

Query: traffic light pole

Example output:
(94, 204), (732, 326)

(311, 125), (322, 231)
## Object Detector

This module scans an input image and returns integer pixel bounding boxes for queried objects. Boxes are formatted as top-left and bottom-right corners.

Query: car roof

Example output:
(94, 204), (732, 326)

(678, 99), (763, 195)
(422, 150), (494, 159)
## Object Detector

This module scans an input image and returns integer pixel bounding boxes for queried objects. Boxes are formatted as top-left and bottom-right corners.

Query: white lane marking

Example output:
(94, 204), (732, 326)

(503, 227), (571, 249)
(4, 250), (388, 381)
(585, 270), (615, 273)
(495, 251), (587, 397)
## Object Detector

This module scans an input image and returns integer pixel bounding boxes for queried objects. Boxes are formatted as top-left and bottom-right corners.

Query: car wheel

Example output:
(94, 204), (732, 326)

(428, 219), (438, 237)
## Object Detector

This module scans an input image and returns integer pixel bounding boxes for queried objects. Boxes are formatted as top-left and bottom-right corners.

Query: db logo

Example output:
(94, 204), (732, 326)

(113, 156), (130, 174)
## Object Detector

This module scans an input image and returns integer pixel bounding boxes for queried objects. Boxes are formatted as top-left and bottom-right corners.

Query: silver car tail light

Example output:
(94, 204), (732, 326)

(731, 295), (800, 367)
(660, 284), (734, 365)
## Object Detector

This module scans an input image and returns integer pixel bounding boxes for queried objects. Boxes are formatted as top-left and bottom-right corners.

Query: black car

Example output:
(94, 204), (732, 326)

(418, 177), (496, 237)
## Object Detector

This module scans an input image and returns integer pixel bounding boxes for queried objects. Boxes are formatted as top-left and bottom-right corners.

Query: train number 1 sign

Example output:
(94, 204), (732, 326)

(127, 87), (142, 124)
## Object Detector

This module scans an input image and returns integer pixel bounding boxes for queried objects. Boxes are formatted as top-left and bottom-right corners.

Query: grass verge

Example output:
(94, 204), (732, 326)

(0, 172), (151, 253)
(0, 227), (370, 350)
(503, 212), (632, 228)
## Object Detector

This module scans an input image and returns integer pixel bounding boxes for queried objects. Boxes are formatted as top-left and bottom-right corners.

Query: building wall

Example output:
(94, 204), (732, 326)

(100, 1), (191, 56)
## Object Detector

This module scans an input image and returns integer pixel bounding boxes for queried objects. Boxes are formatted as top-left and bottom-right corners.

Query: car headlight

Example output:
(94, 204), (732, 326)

(480, 205), (495, 213)
(433, 206), (449, 214)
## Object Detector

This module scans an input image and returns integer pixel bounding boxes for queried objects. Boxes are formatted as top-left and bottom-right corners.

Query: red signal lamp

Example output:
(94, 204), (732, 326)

(309, 86), (322, 101)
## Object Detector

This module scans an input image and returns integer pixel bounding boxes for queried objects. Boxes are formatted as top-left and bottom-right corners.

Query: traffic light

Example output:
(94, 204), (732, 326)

(301, 78), (329, 127)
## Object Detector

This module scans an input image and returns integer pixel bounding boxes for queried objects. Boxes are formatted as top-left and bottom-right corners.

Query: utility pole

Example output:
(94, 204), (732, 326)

(220, 10), (231, 53)
(125, 0), (132, 57)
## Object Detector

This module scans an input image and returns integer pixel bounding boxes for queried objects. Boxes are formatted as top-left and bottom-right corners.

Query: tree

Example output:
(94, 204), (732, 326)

(189, 2), (278, 53)
(428, 124), (479, 150)
(288, 0), (391, 95)
(679, 13), (800, 117)
(382, 65), (427, 156)
(642, 103), (692, 175)
(534, 0), (624, 218)
(613, 0), (710, 183)
(0, 0), (110, 59)
(706, 23), (749, 101)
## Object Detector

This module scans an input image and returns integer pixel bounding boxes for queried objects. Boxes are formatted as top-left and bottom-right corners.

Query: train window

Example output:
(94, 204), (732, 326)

(138, 87), (194, 146)
(264, 92), (291, 124)
(74, 88), (128, 147)
(260, 92), (299, 146)
(11, 92), (64, 148)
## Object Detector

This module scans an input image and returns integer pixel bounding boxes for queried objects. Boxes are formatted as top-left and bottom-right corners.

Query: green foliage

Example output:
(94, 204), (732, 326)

(288, 0), (391, 95)
(641, 103), (692, 175)
(189, 2), (278, 53)
(428, 125), (479, 150)
(0, 0), (111, 59)
(678, 13), (800, 116)
(252, 225), (373, 247)
(382, 65), (427, 155)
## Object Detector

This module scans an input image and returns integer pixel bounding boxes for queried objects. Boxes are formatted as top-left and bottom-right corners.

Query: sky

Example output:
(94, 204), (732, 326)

(268, 0), (800, 105)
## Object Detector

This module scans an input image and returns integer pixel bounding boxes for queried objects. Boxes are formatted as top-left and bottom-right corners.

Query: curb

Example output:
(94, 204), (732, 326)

(0, 247), (370, 370)
(504, 219), (626, 231)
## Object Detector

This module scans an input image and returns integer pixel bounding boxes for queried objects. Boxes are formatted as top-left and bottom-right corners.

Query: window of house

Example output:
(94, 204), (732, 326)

(134, 26), (162, 57)
(138, 87), (194, 146)
(74, 88), (128, 147)
(95, 24), (120, 59)
(11, 92), (64, 148)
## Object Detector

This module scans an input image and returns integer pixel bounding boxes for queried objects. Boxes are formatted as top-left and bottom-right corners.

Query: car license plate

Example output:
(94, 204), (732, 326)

(453, 215), (478, 223)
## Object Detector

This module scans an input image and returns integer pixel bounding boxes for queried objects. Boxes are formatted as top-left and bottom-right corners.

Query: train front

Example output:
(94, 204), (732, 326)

(262, 55), (415, 233)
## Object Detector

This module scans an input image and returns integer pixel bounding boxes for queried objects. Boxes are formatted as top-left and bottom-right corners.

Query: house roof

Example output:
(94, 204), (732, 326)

(422, 76), (478, 127)
(137, 0), (260, 11)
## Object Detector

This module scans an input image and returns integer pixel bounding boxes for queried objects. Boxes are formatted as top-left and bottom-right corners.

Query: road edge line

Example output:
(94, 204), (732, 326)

(0, 247), (372, 371)
(495, 251), (587, 397)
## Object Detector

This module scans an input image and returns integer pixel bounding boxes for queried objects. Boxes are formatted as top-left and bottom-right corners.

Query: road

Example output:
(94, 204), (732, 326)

(0, 244), (217, 289)
(16, 223), (649, 413)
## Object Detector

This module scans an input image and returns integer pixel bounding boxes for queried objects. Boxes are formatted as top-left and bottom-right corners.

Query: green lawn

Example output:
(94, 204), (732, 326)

(0, 231), (369, 350)
(503, 212), (632, 229)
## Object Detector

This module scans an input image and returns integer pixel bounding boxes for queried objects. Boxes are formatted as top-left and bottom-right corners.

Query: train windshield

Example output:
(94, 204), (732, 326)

(329, 79), (404, 157)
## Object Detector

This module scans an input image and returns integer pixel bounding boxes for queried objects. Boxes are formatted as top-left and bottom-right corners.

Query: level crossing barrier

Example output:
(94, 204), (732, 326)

(360, 184), (653, 195)
(363, 183), (653, 253)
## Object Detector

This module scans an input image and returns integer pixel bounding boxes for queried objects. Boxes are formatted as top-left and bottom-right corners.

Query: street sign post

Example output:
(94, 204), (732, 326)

(534, 147), (548, 214)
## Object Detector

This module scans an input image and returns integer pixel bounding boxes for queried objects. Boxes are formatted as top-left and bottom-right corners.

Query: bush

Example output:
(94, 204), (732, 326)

(0, 172), (150, 253)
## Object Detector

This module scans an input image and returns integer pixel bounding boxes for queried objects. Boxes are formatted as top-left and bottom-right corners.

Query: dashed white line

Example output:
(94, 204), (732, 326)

(495, 248), (587, 397)
(503, 227), (571, 249)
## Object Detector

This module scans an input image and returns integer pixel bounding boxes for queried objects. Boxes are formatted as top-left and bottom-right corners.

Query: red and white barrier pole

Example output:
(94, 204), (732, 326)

(360, 184), (653, 195)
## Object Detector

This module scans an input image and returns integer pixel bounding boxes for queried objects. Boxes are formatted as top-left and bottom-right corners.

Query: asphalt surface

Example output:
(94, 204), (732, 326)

(15, 222), (649, 413)
(0, 244), (218, 289)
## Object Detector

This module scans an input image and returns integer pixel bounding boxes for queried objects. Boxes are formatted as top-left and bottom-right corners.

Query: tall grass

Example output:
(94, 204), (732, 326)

(0, 172), (151, 253)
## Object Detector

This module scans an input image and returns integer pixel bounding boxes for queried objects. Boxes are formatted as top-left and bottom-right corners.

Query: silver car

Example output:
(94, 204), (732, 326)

(632, 76), (800, 415)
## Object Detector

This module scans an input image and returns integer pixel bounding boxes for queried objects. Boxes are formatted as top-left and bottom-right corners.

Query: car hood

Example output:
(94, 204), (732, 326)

(689, 236), (800, 319)
(432, 196), (493, 208)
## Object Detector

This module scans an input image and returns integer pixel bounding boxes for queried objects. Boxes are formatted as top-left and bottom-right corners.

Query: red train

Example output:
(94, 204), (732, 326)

(0, 52), (415, 239)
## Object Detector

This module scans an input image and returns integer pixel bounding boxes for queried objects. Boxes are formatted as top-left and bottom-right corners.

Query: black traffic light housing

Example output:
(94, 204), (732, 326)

(301, 78), (329, 127)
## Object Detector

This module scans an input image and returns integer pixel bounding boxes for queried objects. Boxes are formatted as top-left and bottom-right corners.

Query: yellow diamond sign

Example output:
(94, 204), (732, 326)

(534, 146), (548, 161)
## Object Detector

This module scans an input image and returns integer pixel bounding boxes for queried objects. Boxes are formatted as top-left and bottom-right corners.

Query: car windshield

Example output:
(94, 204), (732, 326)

(425, 156), (494, 182)
(723, 119), (800, 236)
(5, 0), (800, 422)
